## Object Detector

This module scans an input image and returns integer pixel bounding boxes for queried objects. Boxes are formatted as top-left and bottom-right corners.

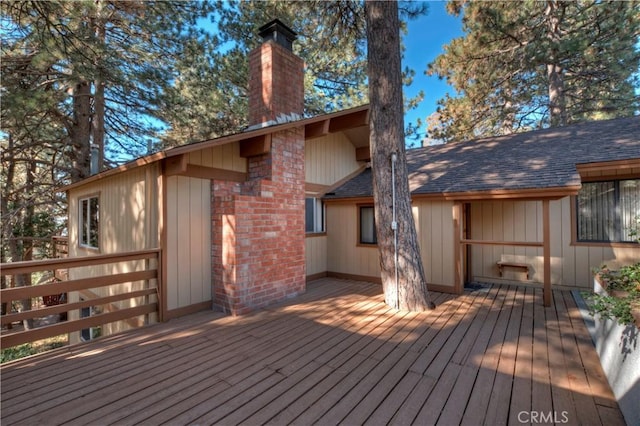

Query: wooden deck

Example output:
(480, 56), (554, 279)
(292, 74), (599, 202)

(1, 279), (624, 425)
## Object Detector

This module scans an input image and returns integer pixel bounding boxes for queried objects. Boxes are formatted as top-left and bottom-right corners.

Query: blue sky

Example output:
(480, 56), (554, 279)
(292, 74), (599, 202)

(402, 1), (464, 144)
(196, 2), (462, 146)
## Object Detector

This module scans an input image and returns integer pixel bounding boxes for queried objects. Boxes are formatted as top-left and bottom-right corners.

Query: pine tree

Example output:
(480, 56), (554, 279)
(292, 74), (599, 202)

(159, 0), (370, 146)
(366, 0), (435, 311)
(427, 0), (640, 142)
(0, 0), (213, 301)
(2, 0), (214, 177)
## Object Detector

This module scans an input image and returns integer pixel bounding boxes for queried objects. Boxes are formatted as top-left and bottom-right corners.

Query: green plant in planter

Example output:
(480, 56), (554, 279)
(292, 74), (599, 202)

(587, 262), (640, 326)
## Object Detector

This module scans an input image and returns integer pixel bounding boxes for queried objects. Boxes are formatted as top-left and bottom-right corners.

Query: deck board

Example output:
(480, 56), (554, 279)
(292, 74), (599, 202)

(509, 286), (534, 425)
(530, 288), (554, 423)
(459, 285), (513, 426)
(439, 286), (504, 425)
(484, 285), (524, 426)
(0, 278), (625, 426)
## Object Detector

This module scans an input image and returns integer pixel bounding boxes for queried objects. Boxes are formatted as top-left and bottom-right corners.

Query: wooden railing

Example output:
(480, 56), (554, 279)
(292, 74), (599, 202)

(52, 235), (69, 258)
(0, 249), (161, 349)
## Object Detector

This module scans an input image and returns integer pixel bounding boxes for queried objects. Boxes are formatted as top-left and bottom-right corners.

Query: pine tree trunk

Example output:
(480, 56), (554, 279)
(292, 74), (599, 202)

(545, 0), (567, 127)
(20, 158), (36, 330)
(1, 134), (16, 328)
(70, 80), (92, 182)
(365, 1), (435, 311)
(92, 0), (106, 171)
(1, 134), (34, 329)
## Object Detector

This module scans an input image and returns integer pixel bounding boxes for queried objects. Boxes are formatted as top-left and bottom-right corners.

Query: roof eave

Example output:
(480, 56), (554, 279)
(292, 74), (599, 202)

(324, 185), (581, 203)
(60, 104), (371, 192)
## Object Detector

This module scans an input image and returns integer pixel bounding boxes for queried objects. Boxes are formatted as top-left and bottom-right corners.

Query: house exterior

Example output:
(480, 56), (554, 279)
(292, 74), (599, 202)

(323, 118), (640, 298)
(62, 20), (371, 339)
(61, 19), (639, 340)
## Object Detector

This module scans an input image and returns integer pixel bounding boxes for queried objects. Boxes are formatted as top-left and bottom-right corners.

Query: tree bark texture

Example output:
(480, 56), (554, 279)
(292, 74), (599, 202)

(365, 1), (435, 311)
(3, 136), (35, 329)
(545, 0), (567, 127)
(70, 80), (92, 182)
(92, 0), (106, 172)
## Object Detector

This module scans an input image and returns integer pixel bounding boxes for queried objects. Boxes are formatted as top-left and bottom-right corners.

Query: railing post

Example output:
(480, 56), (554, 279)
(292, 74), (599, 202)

(543, 199), (552, 307)
(156, 250), (163, 322)
(144, 257), (150, 326)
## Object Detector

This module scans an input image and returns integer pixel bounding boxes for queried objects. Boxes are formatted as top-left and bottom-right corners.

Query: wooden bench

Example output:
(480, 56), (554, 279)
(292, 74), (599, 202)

(497, 261), (530, 279)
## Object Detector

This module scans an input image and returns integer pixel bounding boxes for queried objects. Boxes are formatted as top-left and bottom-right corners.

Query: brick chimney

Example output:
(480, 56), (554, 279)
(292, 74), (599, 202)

(248, 19), (304, 127)
(212, 19), (306, 315)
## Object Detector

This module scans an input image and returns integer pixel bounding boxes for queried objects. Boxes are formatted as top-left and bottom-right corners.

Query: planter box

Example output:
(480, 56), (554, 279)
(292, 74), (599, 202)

(573, 277), (639, 426)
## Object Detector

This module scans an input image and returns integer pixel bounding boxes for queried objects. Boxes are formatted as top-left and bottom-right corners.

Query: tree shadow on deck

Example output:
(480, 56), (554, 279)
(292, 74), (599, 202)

(0, 279), (625, 425)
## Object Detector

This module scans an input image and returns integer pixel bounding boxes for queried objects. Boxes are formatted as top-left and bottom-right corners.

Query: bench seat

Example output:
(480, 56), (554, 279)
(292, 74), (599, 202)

(497, 261), (530, 279)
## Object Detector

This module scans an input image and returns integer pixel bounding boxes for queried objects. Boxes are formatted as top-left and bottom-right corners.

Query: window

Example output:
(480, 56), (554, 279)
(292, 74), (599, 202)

(79, 196), (99, 249)
(305, 198), (325, 233)
(577, 179), (639, 243)
(359, 205), (377, 244)
(80, 305), (101, 341)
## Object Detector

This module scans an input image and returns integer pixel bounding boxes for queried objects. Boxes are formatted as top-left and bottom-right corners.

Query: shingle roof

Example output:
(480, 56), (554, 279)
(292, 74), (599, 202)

(325, 116), (640, 199)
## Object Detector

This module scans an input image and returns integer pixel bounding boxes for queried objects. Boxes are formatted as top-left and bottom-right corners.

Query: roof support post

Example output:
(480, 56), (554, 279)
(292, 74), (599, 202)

(453, 201), (463, 294)
(543, 199), (551, 307)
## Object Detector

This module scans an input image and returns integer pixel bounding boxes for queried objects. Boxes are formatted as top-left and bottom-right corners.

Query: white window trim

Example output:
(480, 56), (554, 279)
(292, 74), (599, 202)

(78, 195), (100, 250)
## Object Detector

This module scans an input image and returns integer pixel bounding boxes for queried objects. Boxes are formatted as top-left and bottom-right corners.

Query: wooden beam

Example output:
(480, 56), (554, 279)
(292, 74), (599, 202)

(411, 187), (579, 202)
(184, 165), (247, 182)
(159, 172), (167, 322)
(328, 109), (369, 132)
(77, 289), (145, 328)
(165, 159), (247, 182)
(543, 199), (551, 307)
(163, 301), (212, 321)
(164, 154), (188, 176)
(460, 239), (543, 247)
(1, 288), (156, 325)
(1, 303), (157, 349)
(453, 202), (463, 294)
(305, 182), (330, 194)
(0, 249), (160, 276)
(356, 146), (371, 162)
(305, 119), (330, 139)
(580, 172), (640, 182)
(240, 134), (271, 157)
(576, 158), (640, 174)
(1, 270), (157, 302)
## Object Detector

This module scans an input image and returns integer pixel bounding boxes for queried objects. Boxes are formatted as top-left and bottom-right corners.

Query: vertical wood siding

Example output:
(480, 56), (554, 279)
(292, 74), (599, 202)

(188, 143), (247, 172)
(165, 175), (212, 311)
(327, 196), (637, 291)
(305, 133), (363, 279)
(305, 133), (361, 185)
(412, 200), (456, 288)
(326, 204), (379, 278)
(470, 200), (543, 284)
(468, 198), (639, 288)
(67, 163), (161, 338)
(305, 236), (327, 277)
(325, 200), (456, 288)
(68, 164), (160, 257)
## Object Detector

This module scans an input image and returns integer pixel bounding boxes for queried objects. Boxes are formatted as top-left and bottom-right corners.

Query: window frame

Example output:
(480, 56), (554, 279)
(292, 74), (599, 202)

(358, 204), (378, 246)
(574, 178), (639, 245)
(80, 304), (101, 342)
(305, 197), (325, 234)
(78, 194), (100, 250)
